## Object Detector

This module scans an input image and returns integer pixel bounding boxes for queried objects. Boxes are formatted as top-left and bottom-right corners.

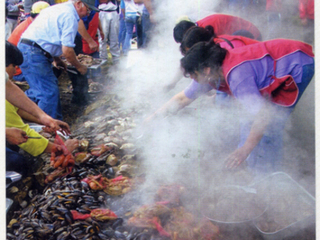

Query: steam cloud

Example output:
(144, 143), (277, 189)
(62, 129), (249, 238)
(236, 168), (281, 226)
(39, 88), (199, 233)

(105, 0), (315, 222)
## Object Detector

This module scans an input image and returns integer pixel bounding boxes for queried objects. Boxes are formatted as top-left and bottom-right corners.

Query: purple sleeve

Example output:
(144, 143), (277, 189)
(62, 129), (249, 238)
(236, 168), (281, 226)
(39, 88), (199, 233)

(184, 80), (213, 99)
(228, 62), (265, 115)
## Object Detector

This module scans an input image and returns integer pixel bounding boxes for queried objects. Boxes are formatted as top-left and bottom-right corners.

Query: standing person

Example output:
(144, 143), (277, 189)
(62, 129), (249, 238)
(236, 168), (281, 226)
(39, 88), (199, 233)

(8, 1), (50, 82)
(118, 0), (126, 53)
(17, 0), (99, 120)
(122, 0), (138, 55)
(6, 0), (24, 36)
(180, 39), (314, 174)
(173, 14), (262, 43)
(265, 0), (282, 39)
(81, 11), (104, 58)
(299, 0), (314, 44)
(98, 0), (120, 62)
(140, 0), (154, 48)
(134, 0), (144, 48)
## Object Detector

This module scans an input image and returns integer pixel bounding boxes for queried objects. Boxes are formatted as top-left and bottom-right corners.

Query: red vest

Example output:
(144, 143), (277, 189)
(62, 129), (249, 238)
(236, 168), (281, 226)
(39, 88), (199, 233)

(221, 39), (314, 106)
(82, 13), (99, 54)
(214, 34), (260, 48)
(196, 14), (262, 40)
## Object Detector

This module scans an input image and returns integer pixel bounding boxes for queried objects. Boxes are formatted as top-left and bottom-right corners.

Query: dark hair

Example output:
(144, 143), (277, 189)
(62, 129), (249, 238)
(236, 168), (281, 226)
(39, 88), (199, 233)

(180, 25), (216, 55)
(6, 41), (23, 67)
(180, 40), (227, 77)
(173, 20), (196, 43)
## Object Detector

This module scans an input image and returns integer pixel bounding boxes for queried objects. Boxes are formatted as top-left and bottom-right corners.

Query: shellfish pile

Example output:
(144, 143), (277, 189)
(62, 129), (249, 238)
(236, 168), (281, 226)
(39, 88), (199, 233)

(6, 94), (220, 240)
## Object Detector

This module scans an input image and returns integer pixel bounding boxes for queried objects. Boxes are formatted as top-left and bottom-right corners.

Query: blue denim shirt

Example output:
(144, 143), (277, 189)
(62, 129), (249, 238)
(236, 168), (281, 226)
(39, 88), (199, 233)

(20, 2), (80, 57)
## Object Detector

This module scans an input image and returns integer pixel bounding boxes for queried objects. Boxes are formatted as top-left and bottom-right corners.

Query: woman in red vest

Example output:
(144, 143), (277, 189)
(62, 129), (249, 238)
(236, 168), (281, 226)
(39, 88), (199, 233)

(180, 39), (314, 174)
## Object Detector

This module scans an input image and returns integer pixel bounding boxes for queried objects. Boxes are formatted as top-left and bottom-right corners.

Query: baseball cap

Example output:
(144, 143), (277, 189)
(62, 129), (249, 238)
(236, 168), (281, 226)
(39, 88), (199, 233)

(31, 1), (50, 14)
(81, 0), (99, 12)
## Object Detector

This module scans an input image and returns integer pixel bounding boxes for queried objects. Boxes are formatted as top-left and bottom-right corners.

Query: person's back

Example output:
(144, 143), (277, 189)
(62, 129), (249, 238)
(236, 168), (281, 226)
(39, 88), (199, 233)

(196, 14), (262, 40)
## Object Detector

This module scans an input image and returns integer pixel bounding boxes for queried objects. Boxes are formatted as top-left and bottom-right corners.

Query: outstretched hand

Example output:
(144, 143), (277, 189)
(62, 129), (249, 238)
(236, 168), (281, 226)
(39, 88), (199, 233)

(224, 147), (250, 170)
(39, 115), (70, 135)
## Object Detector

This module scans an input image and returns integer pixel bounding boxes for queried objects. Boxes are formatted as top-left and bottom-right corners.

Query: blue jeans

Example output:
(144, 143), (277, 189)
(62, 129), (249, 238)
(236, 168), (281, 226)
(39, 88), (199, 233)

(17, 42), (62, 120)
(118, 15), (126, 52)
(123, 14), (137, 55)
(141, 12), (152, 48)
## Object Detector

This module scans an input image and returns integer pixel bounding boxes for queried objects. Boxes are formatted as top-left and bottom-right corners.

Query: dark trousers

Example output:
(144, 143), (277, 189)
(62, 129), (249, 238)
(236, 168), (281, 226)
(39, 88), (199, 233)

(6, 146), (29, 177)
(67, 71), (89, 105)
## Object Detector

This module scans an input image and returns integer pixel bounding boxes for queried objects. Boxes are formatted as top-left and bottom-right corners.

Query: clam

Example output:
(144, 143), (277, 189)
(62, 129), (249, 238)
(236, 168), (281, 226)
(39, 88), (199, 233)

(120, 143), (135, 150)
(106, 154), (118, 166)
(103, 136), (122, 145)
(94, 133), (107, 141)
(78, 139), (89, 151)
(10, 186), (19, 193)
(84, 121), (94, 128)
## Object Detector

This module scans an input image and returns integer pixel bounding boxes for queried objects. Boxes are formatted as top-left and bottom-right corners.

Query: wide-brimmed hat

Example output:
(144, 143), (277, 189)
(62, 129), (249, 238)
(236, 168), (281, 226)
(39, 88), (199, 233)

(81, 0), (99, 12)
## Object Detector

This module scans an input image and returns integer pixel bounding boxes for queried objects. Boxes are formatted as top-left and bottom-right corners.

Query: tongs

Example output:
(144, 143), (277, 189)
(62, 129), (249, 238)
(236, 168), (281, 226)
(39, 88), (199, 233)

(6, 171), (22, 188)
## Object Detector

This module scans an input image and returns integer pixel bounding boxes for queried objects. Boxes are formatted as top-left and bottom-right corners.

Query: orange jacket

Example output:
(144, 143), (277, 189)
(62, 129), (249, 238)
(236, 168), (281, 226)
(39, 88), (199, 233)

(8, 17), (33, 76)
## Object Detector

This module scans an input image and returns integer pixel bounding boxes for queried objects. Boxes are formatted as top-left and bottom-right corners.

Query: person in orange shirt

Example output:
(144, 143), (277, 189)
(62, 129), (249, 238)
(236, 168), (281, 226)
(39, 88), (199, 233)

(8, 1), (50, 82)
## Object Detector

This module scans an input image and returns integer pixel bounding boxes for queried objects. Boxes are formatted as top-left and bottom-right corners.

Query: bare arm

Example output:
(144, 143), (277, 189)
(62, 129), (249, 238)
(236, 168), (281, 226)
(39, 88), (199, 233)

(17, 109), (71, 135)
(78, 19), (98, 52)
(62, 46), (87, 75)
(5, 80), (61, 131)
(145, 91), (194, 122)
(225, 102), (274, 169)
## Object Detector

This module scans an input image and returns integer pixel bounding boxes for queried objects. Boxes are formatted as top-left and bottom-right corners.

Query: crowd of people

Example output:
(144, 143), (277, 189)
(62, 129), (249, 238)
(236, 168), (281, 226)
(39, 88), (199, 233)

(5, 0), (314, 178)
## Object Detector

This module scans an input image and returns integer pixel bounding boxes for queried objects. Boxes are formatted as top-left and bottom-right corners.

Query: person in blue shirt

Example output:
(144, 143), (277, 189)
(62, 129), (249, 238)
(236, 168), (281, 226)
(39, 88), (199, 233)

(18, 0), (99, 120)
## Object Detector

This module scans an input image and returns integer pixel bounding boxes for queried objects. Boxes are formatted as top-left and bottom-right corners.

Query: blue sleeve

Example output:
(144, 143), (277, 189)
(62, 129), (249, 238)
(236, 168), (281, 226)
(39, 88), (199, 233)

(228, 63), (264, 115)
(120, 0), (125, 9)
(184, 80), (213, 99)
(58, 15), (78, 48)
